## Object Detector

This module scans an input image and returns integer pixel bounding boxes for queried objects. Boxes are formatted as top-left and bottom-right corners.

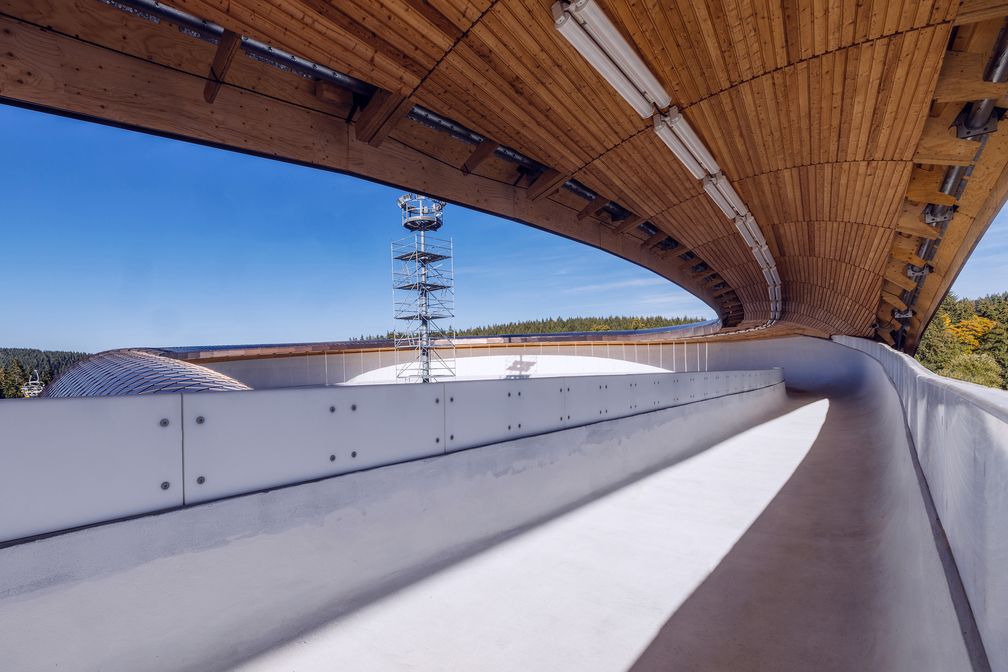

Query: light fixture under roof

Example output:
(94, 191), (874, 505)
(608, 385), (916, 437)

(665, 108), (719, 175)
(703, 174), (735, 219)
(654, 115), (705, 179)
(741, 213), (766, 247)
(552, 1), (663, 117)
(708, 172), (748, 217)
(755, 245), (774, 270)
(734, 215), (756, 247)
(566, 0), (671, 109)
(549, 0), (782, 327)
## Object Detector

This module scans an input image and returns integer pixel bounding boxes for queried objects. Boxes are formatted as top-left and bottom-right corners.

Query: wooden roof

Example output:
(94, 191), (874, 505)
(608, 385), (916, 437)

(3, 0), (1008, 348)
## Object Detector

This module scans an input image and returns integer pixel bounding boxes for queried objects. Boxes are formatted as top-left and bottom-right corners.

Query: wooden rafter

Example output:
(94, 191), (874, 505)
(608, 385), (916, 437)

(203, 30), (240, 104)
(461, 140), (498, 175)
(355, 90), (414, 147)
(527, 169), (570, 201)
(577, 195), (608, 221)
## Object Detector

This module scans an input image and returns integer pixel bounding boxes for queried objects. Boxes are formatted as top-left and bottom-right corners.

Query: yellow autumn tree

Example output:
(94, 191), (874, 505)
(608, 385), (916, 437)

(947, 315), (997, 350)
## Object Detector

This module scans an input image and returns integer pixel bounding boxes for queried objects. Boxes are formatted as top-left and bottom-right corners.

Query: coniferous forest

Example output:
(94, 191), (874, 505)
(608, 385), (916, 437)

(0, 349), (88, 398)
(354, 314), (704, 341)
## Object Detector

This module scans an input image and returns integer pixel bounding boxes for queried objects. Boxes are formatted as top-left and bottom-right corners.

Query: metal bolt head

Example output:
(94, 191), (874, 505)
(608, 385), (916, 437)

(196, 416), (205, 424)
(330, 454), (335, 462)
(351, 450), (357, 458)
(329, 406), (335, 413)
(196, 476), (205, 485)
(161, 481), (170, 490)
(159, 418), (169, 428)
(351, 404), (357, 411)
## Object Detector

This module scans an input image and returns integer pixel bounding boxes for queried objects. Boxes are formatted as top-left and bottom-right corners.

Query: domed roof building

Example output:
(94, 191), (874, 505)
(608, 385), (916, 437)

(42, 349), (250, 398)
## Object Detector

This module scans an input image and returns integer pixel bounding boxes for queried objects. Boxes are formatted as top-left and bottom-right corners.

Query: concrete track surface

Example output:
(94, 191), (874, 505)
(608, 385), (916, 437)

(0, 339), (986, 671)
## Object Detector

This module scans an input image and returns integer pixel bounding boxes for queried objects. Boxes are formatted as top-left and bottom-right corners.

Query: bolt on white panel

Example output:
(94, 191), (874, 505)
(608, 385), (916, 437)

(0, 394), (183, 544)
(182, 383), (445, 504)
(444, 378), (565, 452)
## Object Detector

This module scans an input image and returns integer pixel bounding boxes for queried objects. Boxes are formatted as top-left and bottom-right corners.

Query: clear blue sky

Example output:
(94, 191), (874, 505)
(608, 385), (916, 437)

(2, 104), (1006, 353)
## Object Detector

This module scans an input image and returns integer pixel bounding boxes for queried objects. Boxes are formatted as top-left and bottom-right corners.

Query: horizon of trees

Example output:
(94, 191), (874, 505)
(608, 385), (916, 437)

(915, 292), (1008, 389)
(0, 348), (89, 399)
(353, 314), (706, 340)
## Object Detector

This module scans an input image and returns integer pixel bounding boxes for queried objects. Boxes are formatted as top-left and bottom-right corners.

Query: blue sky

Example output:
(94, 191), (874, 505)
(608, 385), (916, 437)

(2, 105), (1006, 352)
(0, 105), (712, 352)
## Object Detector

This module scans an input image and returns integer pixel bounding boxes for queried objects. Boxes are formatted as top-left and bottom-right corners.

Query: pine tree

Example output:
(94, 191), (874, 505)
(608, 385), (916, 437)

(3, 359), (27, 399)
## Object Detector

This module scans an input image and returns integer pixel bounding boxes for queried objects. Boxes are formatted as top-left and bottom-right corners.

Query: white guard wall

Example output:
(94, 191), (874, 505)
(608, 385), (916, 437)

(0, 382), (786, 672)
(0, 368), (780, 542)
(835, 335), (1008, 672)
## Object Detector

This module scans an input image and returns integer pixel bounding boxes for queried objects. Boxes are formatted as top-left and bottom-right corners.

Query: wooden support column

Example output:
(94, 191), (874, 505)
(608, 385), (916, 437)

(913, 117), (979, 166)
(527, 168), (570, 201)
(203, 30), (241, 104)
(355, 90), (414, 147)
(639, 230), (665, 249)
(615, 214), (643, 234)
(895, 203), (941, 239)
(934, 51), (1008, 102)
(314, 80), (348, 106)
(881, 285), (910, 310)
(577, 195), (608, 221)
(461, 140), (498, 175)
(884, 264), (919, 292)
(954, 0), (1008, 25)
(906, 167), (958, 205)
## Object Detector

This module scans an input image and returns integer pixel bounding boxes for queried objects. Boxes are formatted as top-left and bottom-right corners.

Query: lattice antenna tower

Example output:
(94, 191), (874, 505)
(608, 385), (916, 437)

(21, 370), (44, 398)
(392, 193), (455, 383)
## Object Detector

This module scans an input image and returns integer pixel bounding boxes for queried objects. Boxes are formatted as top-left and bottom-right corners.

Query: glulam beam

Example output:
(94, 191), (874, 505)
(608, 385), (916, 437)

(203, 30), (240, 104)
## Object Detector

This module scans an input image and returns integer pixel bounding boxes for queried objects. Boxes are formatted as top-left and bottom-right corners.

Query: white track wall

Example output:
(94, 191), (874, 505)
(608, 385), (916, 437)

(835, 335), (1008, 672)
(0, 368), (780, 543)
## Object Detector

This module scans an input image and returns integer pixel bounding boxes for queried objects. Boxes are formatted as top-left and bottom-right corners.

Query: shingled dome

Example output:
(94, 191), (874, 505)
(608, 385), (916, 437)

(42, 349), (251, 398)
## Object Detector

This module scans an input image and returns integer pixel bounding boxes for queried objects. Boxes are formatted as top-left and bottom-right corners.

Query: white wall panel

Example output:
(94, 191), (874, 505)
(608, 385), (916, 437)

(182, 383), (445, 504)
(0, 394), (183, 542)
(0, 368), (782, 543)
(445, 378), (564, 451)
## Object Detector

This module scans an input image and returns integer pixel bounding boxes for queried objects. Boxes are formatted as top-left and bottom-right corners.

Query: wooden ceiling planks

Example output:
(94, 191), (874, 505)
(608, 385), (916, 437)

(140, 0), (979, 334)
(5, 0), (1008, 343)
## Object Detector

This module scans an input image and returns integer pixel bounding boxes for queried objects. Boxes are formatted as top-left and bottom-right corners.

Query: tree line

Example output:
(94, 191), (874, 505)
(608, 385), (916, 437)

(915, 292), (1008, 389)
(354, 314), (705, 340)
(0, 348), (89, 398)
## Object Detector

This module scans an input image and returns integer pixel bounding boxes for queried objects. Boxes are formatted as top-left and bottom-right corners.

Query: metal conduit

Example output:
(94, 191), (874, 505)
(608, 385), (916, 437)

(895, 20), (1008, 349)
(101, 0), (374, 94)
